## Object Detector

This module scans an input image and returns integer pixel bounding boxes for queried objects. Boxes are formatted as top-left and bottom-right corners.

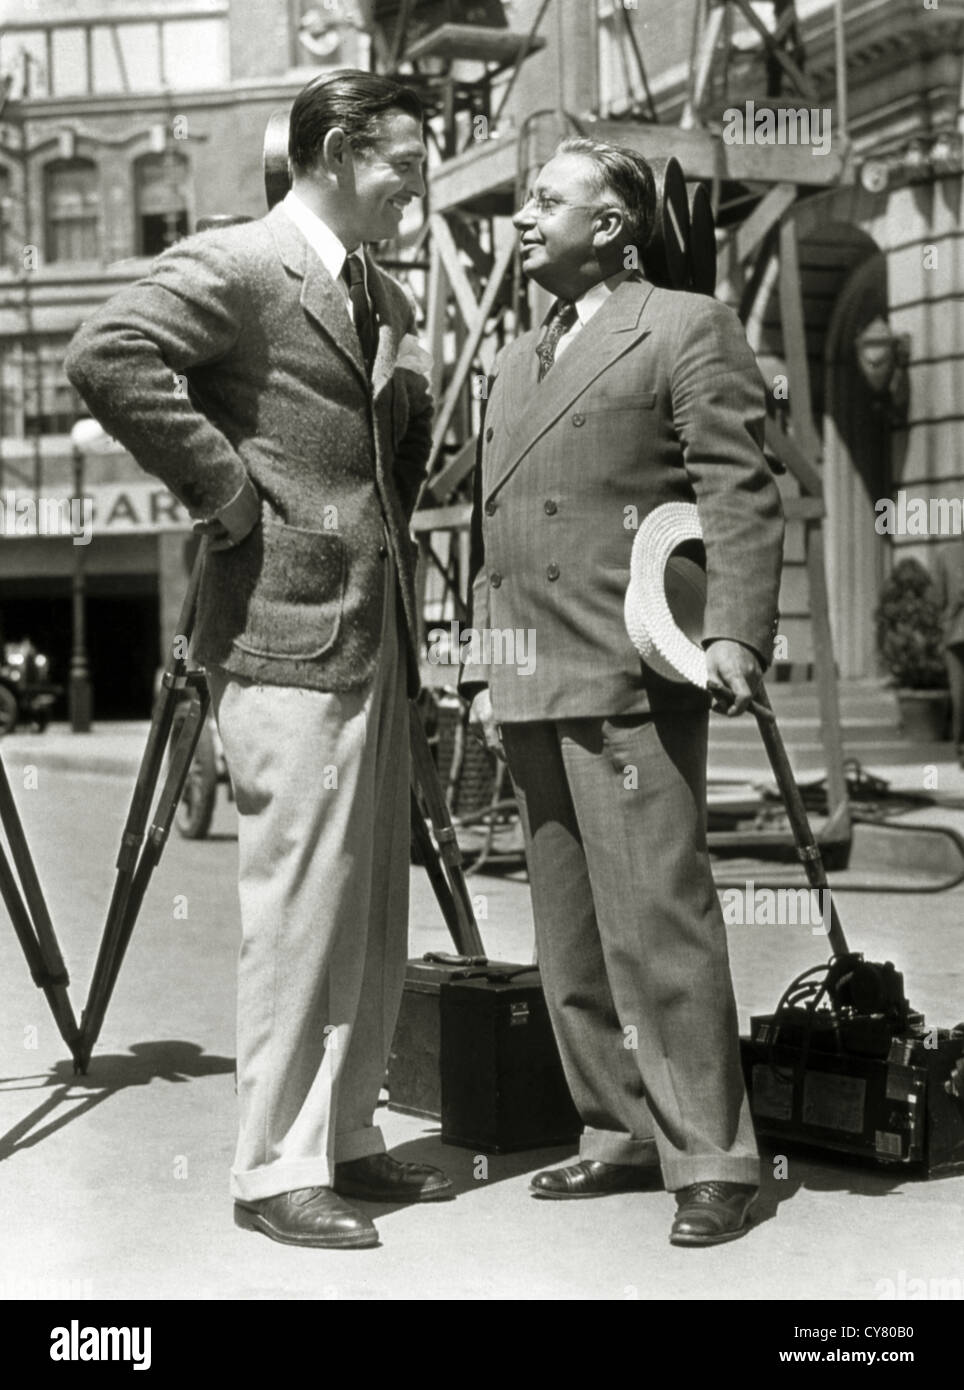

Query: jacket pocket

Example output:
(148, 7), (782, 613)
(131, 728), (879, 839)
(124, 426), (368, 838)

(583, 391), (657, 412)
(233, 521), (346, 660)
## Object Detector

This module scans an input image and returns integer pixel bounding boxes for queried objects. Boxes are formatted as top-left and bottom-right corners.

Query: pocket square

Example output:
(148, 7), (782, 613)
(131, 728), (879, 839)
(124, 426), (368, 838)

(395, 333), (434, 381)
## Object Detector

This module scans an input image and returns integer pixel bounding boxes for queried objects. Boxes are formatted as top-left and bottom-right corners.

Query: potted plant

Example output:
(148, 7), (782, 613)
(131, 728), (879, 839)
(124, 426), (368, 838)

(874, 556), (950, 742)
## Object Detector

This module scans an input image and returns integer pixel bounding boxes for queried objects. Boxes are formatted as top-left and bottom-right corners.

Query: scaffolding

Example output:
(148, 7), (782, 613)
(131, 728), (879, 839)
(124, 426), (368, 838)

(372, 0), (855, 848)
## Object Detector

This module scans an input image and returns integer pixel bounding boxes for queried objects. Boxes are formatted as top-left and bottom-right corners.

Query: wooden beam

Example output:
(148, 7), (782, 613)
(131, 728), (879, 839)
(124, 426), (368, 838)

(426, 237), (515, 476)
(429, 120), (844, 212)
(777, 217), (822, 464)
(764, 418), (823, 499)
(735, 182), (797, 264)
(426, 437), (477, 506)
(411, 502), (473, 532)
(680, 2), (723, 130)
(730, 0), (817, 102)
(430, 214), (482, 332)
(781, 495), (825, 520)
(424, 246), (448, 405)
(804, 518), (851, 842)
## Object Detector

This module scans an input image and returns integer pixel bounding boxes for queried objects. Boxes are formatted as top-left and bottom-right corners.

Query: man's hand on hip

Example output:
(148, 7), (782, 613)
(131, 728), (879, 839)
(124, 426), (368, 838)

(704, 639), (764, 717)
(468, 688), (505, 761)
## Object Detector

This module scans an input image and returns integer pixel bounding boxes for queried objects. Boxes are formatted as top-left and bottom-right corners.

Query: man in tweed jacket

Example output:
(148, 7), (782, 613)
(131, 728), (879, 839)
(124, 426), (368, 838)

(66, 72), (451, 1249)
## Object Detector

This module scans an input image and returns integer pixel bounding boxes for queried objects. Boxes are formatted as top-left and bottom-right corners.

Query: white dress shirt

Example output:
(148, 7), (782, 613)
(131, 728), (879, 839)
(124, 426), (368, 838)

(281, 189), (370, 326)
(549, 269), (634, 363)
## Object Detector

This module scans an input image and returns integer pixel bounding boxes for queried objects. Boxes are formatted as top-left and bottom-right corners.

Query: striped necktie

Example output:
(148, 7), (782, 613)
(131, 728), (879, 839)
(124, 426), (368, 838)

(536, 299), (578, 381)
(341, 252), (377, 377)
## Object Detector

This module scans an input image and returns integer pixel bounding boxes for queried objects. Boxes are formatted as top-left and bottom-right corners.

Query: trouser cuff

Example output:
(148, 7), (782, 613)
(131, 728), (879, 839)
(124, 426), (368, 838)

(333, 1124), (387, 1165)
(579, 1127), (660, 1167)
(231, 1160), (337, 1203)
(661, 1155), (761, 1192)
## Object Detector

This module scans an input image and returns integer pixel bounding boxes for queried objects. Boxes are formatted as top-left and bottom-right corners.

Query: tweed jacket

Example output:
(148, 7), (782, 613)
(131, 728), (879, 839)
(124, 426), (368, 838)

(462, 278), (785, 721)
(65, 203), (433, 695)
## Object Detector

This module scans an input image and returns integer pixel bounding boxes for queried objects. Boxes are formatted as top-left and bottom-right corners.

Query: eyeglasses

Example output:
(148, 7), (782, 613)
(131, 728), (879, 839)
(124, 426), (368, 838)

(519, 191), (605, 219)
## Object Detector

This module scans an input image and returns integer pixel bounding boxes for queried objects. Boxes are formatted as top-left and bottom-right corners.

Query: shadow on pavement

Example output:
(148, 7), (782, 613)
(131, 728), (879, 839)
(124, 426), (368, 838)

(0, 1040), (235, 1161)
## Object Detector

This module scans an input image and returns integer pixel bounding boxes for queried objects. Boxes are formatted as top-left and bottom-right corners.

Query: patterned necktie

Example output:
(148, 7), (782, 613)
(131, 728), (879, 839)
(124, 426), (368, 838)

(536, 299), (578, 381)
(341, 252), (377, 376)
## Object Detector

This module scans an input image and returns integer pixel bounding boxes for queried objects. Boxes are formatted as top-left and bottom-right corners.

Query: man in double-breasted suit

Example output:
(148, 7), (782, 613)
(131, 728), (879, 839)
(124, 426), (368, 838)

(66, 72), (453, 1249)
(463, 137), (784, 1245)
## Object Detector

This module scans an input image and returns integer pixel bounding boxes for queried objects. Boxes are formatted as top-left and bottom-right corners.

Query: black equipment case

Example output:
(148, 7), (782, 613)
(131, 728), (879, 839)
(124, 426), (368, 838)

(742, 1015), (964, 1177)
(388, 953), (506, 1120)
(388, 954), (580, 1153)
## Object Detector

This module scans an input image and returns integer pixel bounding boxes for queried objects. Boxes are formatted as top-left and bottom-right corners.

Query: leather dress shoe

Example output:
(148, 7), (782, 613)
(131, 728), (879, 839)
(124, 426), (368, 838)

(670, 1181), (758, 1246)
(530, 1158), (661, 1199)
(334, 1152), (455, 1203)
(234, 1187), (378, 1249)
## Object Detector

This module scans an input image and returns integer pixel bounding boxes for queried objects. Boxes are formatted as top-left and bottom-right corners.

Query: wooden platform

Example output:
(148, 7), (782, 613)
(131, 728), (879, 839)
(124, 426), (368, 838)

(406, 23), (546, 66)
(429, 117), (847, 215)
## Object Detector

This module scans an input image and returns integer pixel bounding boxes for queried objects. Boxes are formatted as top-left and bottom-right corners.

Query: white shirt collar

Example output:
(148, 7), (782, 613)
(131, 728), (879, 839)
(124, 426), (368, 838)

(573, 268), (634, 324)
(282, 189), (368, 296)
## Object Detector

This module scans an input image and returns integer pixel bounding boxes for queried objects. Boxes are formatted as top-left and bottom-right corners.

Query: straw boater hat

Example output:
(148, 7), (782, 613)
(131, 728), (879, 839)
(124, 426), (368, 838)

(624, 502), (708, 687)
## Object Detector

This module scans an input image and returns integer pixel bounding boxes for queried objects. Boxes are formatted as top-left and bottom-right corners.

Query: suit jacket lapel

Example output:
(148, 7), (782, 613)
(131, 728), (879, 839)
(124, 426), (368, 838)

(267, 204), (367, 387)
(498, 328), (540, 437)
(366, 255), (400, 403)
(486, 278), (657, 501)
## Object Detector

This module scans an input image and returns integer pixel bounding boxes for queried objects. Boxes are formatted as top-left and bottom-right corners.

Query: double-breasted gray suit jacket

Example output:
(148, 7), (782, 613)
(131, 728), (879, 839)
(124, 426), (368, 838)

(464, 278), (785, 721)
(65, 203), (433, 695)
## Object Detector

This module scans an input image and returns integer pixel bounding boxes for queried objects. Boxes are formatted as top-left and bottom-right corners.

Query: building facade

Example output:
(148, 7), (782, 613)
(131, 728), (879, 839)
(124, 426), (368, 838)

(0, 0), (370, 717)
(3, 0), (963, 717)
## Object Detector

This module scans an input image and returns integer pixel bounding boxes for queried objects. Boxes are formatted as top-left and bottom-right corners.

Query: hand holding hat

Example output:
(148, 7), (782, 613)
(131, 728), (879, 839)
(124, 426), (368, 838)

(624, 502), (764, 716)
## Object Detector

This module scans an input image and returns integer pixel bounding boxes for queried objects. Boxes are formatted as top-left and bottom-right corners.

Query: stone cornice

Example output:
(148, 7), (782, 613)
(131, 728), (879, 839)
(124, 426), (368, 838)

(802, 0), (964, 84)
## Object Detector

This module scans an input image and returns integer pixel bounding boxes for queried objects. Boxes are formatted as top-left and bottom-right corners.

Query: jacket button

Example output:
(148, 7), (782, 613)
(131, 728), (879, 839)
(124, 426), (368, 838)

(572, 413), (585, 427)
(485, 500), (497, 516)
(546, 562), (560, 581)
(544, 499), (558, 516)
(378, 543), (388, 558)
(490, 571), (502, 588)
(485, 426), (494, 441)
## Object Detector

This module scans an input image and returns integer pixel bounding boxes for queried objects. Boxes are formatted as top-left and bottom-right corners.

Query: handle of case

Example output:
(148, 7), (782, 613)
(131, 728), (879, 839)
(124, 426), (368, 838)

(423, 951), (489, 967)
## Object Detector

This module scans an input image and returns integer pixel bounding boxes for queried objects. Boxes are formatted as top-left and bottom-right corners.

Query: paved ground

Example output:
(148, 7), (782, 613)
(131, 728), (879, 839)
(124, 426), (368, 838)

(0, 724), (962, 1302)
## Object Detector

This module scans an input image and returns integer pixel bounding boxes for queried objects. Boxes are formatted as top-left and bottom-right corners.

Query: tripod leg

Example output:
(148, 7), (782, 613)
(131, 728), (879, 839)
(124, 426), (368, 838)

(74, 685), (209, 1073)
(410, 785), (475, 951)
(76, 544), (207, 1072)
(0, 758), (80, 1054)
(0, 840), (80, 1052)
(409, 701), (485, 957)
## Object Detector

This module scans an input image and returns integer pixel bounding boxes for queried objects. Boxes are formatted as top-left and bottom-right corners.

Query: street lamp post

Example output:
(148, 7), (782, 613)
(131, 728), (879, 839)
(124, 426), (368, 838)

(67, 418), (105, 732)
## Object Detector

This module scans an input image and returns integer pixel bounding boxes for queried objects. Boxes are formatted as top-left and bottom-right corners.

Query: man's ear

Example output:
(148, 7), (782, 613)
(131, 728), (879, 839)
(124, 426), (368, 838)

(321, 126), (350, 172)
(592, 208), (624, 251)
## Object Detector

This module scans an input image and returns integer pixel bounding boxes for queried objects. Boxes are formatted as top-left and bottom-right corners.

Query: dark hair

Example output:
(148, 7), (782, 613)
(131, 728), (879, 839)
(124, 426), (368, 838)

(555, 136), (657, 252)
(288, 69), (424, 174)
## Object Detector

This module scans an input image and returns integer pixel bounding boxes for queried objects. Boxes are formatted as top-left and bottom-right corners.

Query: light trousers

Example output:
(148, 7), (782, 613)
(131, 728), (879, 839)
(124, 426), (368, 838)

(208, 561), (410, 1201)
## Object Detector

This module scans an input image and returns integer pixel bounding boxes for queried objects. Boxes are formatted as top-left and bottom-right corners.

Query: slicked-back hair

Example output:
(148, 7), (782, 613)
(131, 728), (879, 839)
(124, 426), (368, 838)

(555, 136), (657, 254)
(289, 69), (424, 174)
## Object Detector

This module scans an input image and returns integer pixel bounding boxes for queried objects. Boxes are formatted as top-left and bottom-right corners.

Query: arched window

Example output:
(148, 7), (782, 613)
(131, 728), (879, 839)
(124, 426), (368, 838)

(134, 151), (188, 257)
(44, 158), (101, 263)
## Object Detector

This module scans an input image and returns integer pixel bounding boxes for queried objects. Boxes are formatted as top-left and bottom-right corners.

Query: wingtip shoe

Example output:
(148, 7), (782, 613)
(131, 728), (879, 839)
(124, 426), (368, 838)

(669, 1181), (758, 1246)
